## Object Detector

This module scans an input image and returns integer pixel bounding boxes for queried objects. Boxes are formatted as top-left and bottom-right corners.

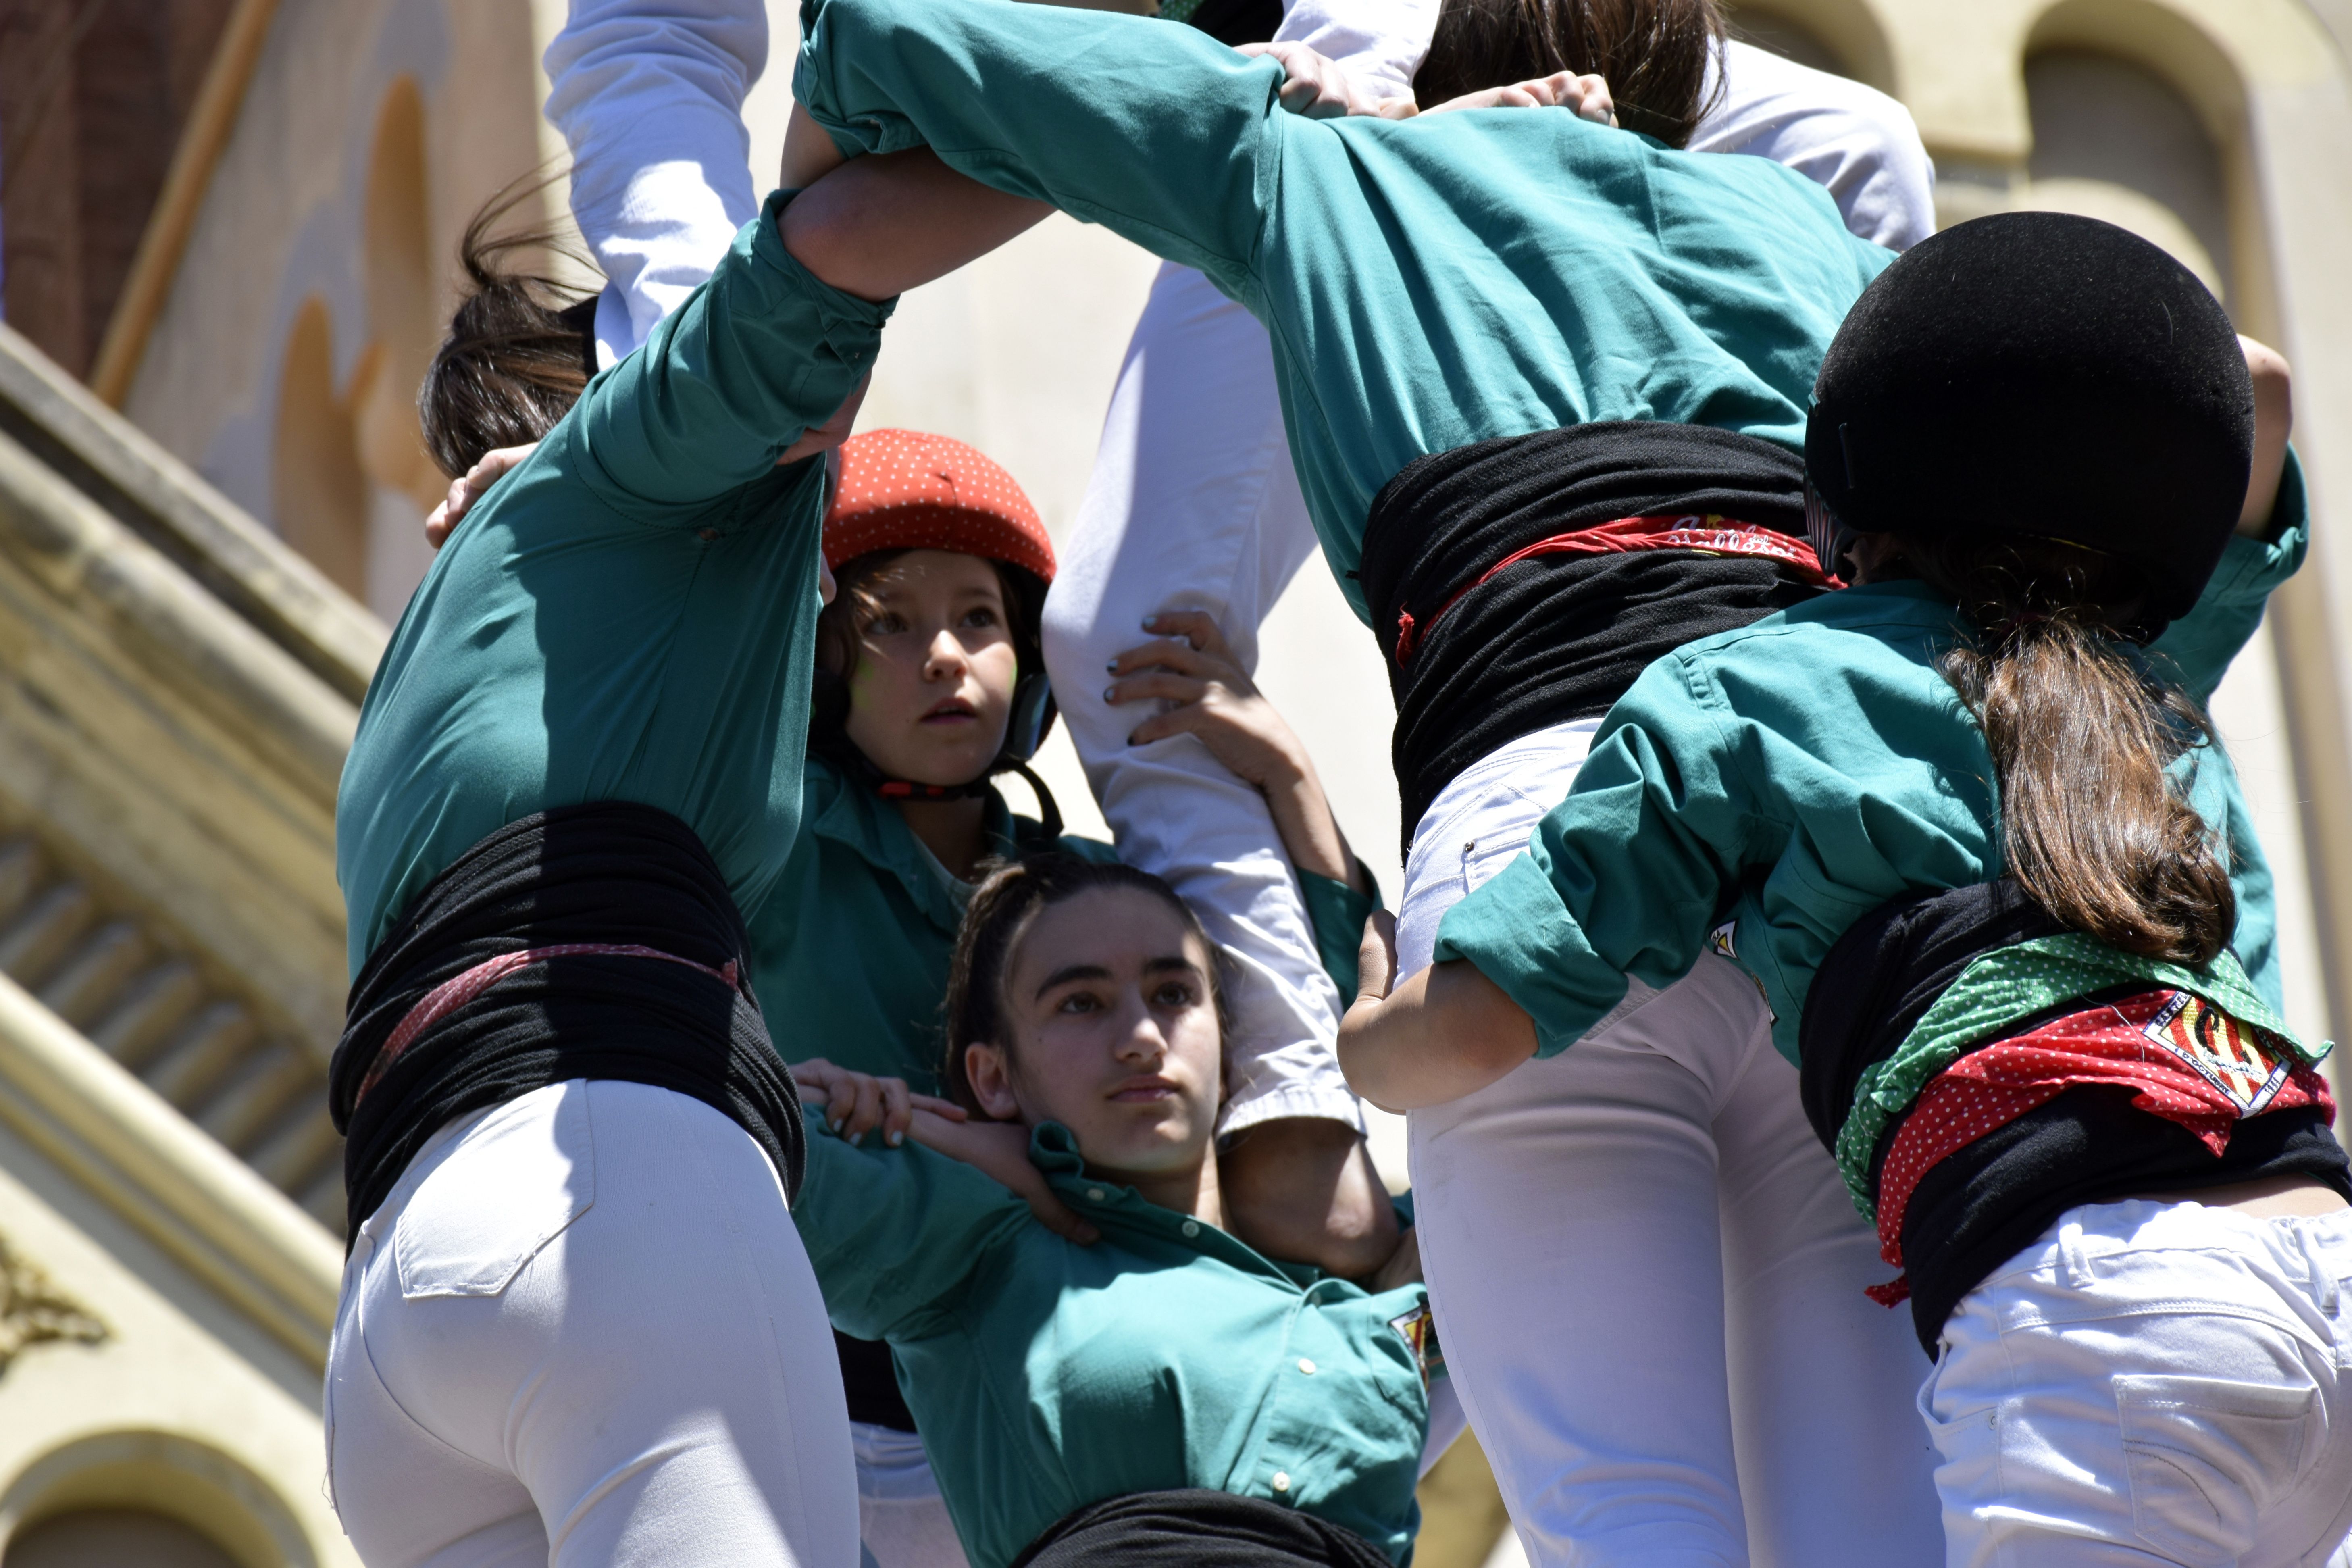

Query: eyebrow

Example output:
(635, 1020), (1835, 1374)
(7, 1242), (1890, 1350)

(1032, 956), (1201, 1000)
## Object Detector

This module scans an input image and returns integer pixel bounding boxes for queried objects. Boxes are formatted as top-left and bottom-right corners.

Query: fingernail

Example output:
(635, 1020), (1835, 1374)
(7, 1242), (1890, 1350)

(1141, 616), (1157, 629)
(1106, 658), (1120, 672)
(849, 1130), (863, 1146)
(1103, 685), (1118, 703)
(888, 1130), (903, 1147)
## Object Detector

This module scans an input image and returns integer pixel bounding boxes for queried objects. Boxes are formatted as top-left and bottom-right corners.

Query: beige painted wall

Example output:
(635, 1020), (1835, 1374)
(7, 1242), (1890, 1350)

(0, 1133), (354, 1568)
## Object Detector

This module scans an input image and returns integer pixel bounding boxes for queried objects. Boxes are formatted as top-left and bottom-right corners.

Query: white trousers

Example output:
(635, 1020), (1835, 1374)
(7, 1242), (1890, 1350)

(1926, 1199), (2352, 1568)
(853, 1424), (969, 1568)
(325, 1080), (860, 1567)
(1394, 720), (1942, 1568)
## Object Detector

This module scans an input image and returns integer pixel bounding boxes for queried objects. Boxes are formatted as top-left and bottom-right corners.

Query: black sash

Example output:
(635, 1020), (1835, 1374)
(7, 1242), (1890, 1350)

(1359, 422), (1818, 844)
(331, 802), (805, 1237)
(1012, 1490), (1393, 1568)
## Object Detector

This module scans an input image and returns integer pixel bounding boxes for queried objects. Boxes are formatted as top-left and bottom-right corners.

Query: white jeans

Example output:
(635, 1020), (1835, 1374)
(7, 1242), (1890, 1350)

(1396, 720), (1941, 1567)
(1925, 1199), (2352, 1568)
(853, 1424), (968, 1568)
(325, 1080), (860, 1567)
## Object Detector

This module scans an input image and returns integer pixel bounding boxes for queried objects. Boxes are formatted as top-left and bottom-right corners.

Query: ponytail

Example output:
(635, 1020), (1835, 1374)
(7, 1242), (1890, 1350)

(1911, 537), (2235, 966)
(417, 176), (600, 481)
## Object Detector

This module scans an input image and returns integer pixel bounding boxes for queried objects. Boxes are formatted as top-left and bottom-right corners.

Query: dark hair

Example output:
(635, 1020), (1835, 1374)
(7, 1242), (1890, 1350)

(417, 178), (600, 481)
(1413, 0), (1725, 146)
(941, 853), (1228, 1116)
(1908, 535), (2236, 967)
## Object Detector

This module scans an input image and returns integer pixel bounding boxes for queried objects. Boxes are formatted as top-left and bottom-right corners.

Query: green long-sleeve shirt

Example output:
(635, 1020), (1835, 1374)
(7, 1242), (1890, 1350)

(792, 0), (1892, 623)
(752, 759), (1379, 1088)
(794, 1121), (1434, 1567)
(1436, 460), (2313, 1075)
(337, 196), (891, 971)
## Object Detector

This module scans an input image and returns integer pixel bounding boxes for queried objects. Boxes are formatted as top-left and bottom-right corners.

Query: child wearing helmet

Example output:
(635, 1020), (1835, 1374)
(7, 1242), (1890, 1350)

(1341, 211), (2351, 1563)
(756, 429), (1391, 1566)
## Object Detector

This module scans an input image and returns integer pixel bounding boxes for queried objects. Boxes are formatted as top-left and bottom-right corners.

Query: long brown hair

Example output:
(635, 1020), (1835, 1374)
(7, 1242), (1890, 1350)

(1413, 0), (1725, 146)
(417, 177), (599, 480)
(1909, 535), (2235, 966)
(940, 853), (1228, 1116)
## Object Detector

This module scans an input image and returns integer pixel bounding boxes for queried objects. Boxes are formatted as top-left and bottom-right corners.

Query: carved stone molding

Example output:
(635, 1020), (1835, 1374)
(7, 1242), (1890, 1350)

(0, 1231), (108, 1376)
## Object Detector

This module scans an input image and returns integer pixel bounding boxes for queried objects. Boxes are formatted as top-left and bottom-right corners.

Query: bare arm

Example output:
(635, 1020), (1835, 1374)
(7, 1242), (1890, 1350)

(2239, 335), (2293, 536)
(1107, 609), (1367, 892)
(1220, 1118), (1400, 1277)
(781, 145), (1053, 303)
(1340, 912), (1536, 1111)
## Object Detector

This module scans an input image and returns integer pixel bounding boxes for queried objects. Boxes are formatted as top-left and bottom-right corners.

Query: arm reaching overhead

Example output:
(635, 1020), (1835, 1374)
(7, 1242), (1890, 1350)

(794, 0), (1281, 292)
(782, 147), (1052, 302)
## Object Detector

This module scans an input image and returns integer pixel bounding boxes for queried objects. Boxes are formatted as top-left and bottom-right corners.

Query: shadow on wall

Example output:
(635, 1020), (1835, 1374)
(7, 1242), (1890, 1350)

(269, 75), (442, 624)
(2022, 48), (2231, 300)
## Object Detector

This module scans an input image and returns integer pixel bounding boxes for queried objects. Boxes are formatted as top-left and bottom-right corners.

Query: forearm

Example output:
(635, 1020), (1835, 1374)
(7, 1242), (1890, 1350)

(1262, 760), (1355, 888)
(782, 147), (1051, 303)
(1220, 1117), (1400, 1277)
(793, 0), (1274, 279)
(1339, 960), (1536, 1112)
(567, 189), (888, 510)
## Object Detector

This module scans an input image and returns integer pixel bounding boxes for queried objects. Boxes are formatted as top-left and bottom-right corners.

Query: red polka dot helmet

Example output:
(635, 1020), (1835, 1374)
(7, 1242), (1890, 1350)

(816, 429), (1062, 784)
(823, 429), (1055, 585)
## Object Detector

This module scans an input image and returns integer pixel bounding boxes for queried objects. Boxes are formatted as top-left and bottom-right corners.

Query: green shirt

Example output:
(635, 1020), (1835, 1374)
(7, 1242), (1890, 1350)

(793, 0), (1892, 621)
(752, 760), (1380, 1090)
(750, 759), (1114, 1090)
(337, 196), (892, 971)
(795, 1120), (1434, 1567)
(1435, 462), (2312, 1070)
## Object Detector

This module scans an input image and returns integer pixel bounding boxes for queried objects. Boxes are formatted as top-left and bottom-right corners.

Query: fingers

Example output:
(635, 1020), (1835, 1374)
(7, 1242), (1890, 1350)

(879, 1076), (914, 1147)
(1374, 96), (1420, 121)
(847, 1072), (888, 1143)
(1246, 41), (1359, 121)
(1141, 608), (1229, 658)
(1356, 909), (1400, 1004)
(910, 1093), (969, 1122)
(1105, 671), (1211, 710)
(1572, 72), (1617, 127)
(1107, 639), (1209, 679)
(1124, 703), (1213, 748)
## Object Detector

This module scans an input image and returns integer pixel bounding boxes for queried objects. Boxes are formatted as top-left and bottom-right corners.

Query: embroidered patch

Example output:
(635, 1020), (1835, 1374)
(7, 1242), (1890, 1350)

(1388, 1305), (1444, 1388)
(2141, 991), (2291, 1116)
(1708, 921), (1738, 960)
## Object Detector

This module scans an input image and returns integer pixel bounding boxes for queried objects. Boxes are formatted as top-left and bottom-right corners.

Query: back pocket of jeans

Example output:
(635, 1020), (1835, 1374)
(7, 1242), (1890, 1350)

(394, 1085), (596, 1299)
(2117, 1373), (2315, 1567)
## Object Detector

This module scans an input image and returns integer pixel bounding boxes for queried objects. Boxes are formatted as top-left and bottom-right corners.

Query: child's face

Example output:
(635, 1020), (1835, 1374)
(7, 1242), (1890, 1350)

(964, 887), (1224, 1181)
(841, 549), (1020, 785)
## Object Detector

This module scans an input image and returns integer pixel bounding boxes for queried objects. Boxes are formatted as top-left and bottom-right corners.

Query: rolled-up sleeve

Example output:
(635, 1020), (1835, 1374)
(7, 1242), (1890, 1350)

(1434, 656), (1761, 1056)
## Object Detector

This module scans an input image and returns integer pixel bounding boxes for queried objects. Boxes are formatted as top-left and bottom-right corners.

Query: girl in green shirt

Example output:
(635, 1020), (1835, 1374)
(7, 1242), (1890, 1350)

(791, 852), (1448, 1568)
(1340, 213), (2352, 1565)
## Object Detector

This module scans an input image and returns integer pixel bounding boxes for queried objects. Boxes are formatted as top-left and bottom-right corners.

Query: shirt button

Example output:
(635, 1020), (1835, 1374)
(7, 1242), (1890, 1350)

(1086, 1188), (1105, 1202)
(1181, 1220), (1200, 1238)
(1271, 1472), (1290, 1493)
(1297, 1358), (1316, 1375)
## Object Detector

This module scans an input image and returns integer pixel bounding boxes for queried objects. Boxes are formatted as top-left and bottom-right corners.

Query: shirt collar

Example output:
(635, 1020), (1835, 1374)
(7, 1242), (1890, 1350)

(806, 758), (1023, 930)
(1024, 1122), (1330, 1291)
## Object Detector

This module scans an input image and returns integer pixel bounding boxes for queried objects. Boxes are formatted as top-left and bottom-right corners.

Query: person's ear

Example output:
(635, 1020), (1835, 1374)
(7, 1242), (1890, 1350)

(964, 1042), (1024, 1122)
